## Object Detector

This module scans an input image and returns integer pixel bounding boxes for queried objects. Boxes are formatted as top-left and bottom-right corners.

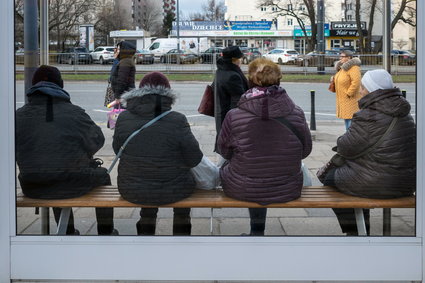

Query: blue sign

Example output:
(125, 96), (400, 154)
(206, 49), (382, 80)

(294, 24), (330, 37)
(224, 21), (277, 30)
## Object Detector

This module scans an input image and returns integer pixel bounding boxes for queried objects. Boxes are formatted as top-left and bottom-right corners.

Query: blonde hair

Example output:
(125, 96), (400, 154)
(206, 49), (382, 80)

(248, 57), (282, 87)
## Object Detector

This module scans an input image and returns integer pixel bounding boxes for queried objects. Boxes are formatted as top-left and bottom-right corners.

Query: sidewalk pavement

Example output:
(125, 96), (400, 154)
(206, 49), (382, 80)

(16, 119), (415, 236)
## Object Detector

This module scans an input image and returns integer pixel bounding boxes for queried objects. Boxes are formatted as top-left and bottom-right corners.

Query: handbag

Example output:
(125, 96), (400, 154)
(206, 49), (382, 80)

(328, 76), (336, 92)
(191, 156), (220, 190)
(104, 83), (115, 107)
(198, 84), (214, 117)
(107, 105), (125, 129)
(107, 110), (172, 173)
(316, 117), (399, 183)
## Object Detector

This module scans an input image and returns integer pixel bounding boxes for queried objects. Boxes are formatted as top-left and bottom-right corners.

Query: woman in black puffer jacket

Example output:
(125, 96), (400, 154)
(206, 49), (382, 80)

(113, 72), (203, 235)
(110, 41), (136, 103)
(322, 69), (416, 235)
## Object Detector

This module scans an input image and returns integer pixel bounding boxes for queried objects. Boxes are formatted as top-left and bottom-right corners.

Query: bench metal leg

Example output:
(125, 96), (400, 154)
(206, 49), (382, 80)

(40, 207), (50, 235)
(210, 208), (213, 235)
(383, 208), (391, 236)
(56, 208), (72, 235)
(354, 208), (367, 236)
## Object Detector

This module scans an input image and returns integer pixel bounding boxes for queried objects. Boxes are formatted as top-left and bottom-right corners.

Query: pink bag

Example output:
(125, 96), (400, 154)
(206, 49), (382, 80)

(107, 106), (125, 129)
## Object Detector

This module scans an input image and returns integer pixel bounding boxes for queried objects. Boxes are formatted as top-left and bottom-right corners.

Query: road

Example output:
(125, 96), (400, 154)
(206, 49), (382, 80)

(15, 81), (416, 123)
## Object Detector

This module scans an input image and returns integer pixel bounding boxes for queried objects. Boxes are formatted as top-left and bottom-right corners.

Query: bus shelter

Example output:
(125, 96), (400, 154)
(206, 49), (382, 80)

(0, 0), (424, 281)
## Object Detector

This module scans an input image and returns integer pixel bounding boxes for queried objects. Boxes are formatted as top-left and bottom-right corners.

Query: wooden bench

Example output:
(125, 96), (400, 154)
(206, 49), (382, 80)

(16, 186), (415, 236)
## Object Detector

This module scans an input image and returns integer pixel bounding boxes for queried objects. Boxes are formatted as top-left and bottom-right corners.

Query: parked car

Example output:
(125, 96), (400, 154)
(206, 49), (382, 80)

(160, 49), (198, 64)
(391, 50), (416, 65)
(57, 47), (92, 64)
(241, 47), (262, 64)
(297, 50), (340, 67)
(90, 46), (115, 64)
(263, 48), (299, 64)
(134, 49), (155, 64)
(199, 47), (224, 63)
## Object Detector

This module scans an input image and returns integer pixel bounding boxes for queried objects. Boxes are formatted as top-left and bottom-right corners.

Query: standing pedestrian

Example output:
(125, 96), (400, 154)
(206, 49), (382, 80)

(214, 46), (249, 143)
(110, 41), (136, 106)
(330, 50), (361, 130)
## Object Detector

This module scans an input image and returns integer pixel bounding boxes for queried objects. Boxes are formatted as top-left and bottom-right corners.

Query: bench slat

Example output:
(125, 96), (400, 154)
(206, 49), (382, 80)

(16, 186), (415, 209)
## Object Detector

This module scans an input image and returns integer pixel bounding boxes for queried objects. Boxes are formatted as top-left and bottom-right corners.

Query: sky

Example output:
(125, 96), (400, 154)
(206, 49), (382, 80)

(178, 0), (206, 17)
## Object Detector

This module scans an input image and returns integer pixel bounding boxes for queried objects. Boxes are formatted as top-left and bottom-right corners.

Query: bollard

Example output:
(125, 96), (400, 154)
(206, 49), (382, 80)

(310, 90), (316, 130)
(402, 90), (407, 98)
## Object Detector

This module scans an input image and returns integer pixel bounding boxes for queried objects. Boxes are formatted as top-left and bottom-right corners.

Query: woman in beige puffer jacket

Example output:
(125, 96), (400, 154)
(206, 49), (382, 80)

(330, 50), (361, 129)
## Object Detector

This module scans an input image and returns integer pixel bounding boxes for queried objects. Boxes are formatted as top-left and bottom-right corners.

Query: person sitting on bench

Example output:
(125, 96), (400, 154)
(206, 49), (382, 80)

(113, 72), (203, 236)
(16, 65), (117, 235)
(321, 69), (416, 236)
(217, 58), (312, 236)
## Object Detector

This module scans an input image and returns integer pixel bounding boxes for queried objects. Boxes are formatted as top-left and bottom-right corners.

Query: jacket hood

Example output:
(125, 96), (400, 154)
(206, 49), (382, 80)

(237, 85), (296, 119)
(121, 85), (177, 116)
(118, 41), (136, 59)
(336, 57), (361, 71)
(358, 88), (411, 117)
(26, 81), (71, 101)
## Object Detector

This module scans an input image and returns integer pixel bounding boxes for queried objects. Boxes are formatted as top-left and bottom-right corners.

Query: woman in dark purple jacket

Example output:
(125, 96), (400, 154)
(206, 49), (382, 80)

(217, 58), (312, 235)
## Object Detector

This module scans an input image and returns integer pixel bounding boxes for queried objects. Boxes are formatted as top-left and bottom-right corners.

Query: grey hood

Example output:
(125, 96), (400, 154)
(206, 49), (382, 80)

(121, 85), (178, 116)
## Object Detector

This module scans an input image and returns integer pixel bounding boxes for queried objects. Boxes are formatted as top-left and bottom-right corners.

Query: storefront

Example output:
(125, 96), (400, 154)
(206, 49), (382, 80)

(293, 24), (330, 54)
(171, 21), (293, 53)
(328, 21), (368, 51)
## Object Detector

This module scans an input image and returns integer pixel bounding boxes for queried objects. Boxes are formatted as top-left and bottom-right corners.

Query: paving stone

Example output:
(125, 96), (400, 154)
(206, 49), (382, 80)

(279, 217), (343, 235)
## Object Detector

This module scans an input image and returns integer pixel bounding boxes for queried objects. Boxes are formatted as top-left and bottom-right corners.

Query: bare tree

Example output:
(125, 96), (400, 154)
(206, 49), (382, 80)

(138, 0), (163, 35)
(355, 0), (377, 53)
(189, 0), (225, 21)
(94, 1), (133, 46)
(257, 0), (316, 52)
(391, 0), (416, 29)
(48, 0), (97, 51)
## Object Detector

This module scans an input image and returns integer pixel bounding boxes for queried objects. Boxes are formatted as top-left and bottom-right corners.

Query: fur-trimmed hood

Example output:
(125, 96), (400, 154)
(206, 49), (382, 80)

(335, 57), (361, 71)
(121, 85), (178, 116)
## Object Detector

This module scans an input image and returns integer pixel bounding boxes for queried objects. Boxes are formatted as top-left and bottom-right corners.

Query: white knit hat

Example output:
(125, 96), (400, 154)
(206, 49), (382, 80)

(361, 69), (394, 93)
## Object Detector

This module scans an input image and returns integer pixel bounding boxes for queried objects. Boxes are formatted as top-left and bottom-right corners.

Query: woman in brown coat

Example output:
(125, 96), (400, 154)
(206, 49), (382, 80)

(330, 50), (361, 130)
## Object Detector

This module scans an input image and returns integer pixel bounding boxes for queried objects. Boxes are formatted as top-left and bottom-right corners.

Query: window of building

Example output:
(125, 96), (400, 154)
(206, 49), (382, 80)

(347, 14), (353, 20)
(261, 6), (267, 11)
(287, 18), (293, 26)
(288, 4), (293, 10)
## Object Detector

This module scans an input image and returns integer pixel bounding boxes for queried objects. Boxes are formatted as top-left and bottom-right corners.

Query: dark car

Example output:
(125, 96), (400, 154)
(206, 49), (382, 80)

(134, 49), (154, 64)
(391, 50), (416, 65)
(57, 47), (92, 65)
(160, 49), (198, 64)
(199, 47), (224, 64)
(297, 50), (340, 67)
(241, 47), (262, 64)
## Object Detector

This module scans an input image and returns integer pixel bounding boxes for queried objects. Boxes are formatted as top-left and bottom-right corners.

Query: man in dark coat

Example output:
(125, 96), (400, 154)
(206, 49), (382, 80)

(214, 46), (249, 142)
(16, 65), (116, 235)
(113, 72), (203, 235)
(110, 41), (136, 103)
(323, 69), (416, 235)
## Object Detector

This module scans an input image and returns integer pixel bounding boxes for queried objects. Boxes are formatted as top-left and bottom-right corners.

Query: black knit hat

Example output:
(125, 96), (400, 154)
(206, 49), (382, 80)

(32, 65), (64, 88)
(222, 46), (243, 59)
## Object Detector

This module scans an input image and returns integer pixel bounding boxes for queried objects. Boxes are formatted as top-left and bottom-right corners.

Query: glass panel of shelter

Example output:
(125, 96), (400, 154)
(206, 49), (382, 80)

(15, 0), (416, 238)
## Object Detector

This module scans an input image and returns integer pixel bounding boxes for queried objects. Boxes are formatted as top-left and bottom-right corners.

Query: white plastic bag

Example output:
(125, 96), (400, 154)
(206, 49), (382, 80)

(191, 156), (220, 190)
(302, 162), (312, 186)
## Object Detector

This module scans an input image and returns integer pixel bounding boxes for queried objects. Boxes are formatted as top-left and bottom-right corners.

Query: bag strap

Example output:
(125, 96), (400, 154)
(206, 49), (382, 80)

(342, 117), (398, 160)
(273, 116), (305, 149)
(107, 110), (172, 173)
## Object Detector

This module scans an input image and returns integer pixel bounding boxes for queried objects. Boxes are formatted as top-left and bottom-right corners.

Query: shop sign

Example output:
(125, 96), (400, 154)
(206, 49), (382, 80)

(329, 30), (368, 36)
(171, 30), (293, 37)
(331, 21), (366, 30)
(172, 21), (224, 31)
(294, 24), (329, 37)
(224, 20), (277, 30)
(110, 30), (145, 37)
(232, 30), (292, 36)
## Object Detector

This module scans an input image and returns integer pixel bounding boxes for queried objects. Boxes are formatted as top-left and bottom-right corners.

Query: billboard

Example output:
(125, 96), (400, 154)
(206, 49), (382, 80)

(172, 20), (278, 31)
(79, 25), (94, 51)
(294, 24), (330, 37)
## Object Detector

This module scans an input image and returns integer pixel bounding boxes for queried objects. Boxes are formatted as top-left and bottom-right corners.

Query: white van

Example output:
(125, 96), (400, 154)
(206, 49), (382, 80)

(148, 38), (207, 58)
